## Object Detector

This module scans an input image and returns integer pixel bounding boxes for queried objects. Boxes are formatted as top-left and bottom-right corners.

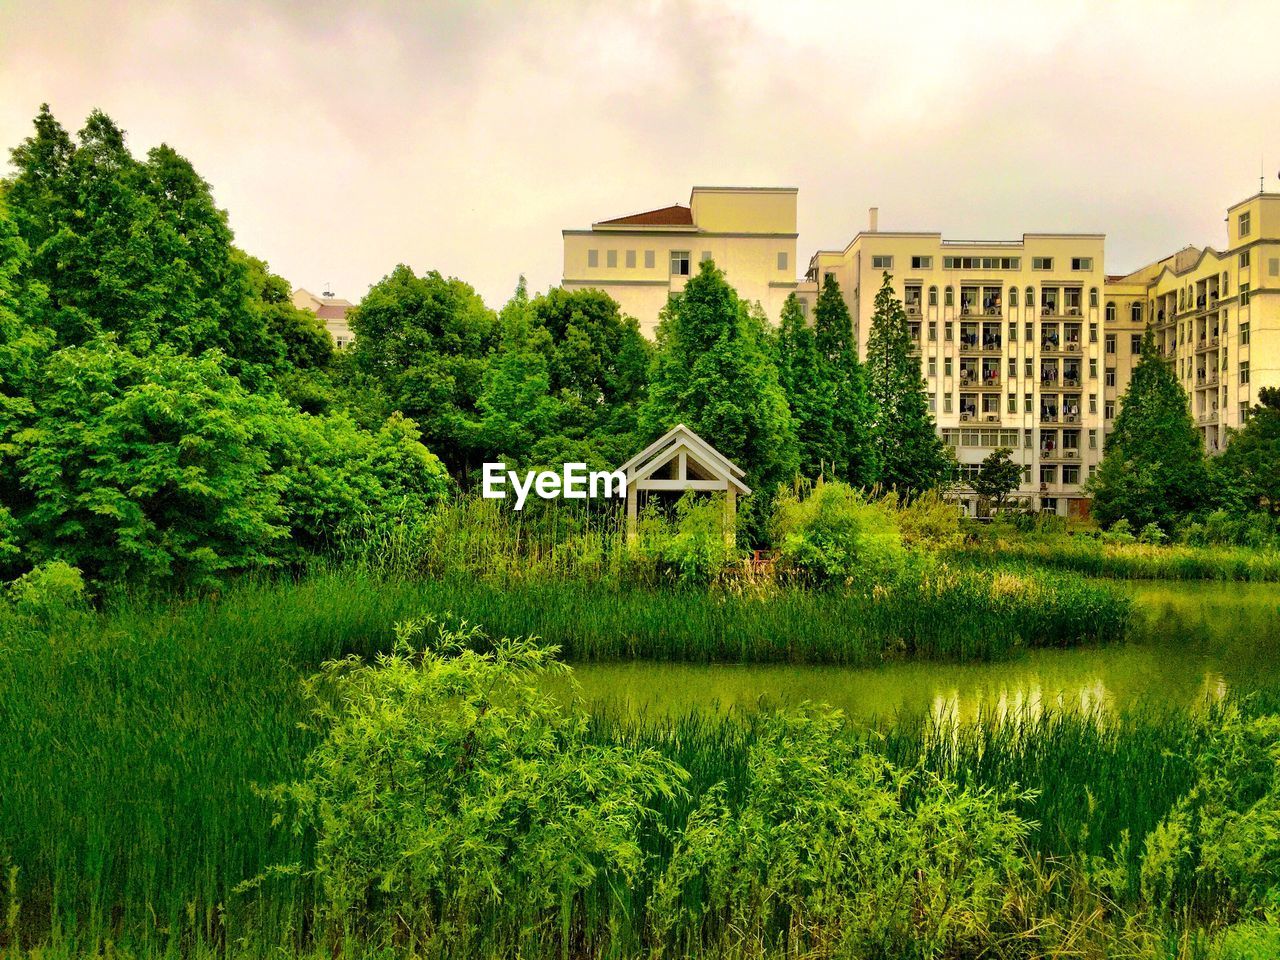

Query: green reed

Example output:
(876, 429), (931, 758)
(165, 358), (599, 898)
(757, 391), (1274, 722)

(957, 539), (1280, 581)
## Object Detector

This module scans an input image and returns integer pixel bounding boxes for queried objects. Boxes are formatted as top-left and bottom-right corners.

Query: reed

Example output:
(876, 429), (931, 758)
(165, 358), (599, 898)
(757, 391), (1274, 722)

(956, 538), (1280, 581)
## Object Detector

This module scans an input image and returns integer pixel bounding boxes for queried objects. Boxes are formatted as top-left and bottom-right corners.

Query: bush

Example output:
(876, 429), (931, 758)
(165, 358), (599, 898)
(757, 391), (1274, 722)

(650, 706), (1030, 956)
(894, 488), (963, 552)
(1104, 518), (1136, 544)
(269, 621), (686, 954)
(1138, 522), (1168, 545)
(772, 481), (906, 587)
(5, 560), (86, 620)
(646, 493), (738, 587)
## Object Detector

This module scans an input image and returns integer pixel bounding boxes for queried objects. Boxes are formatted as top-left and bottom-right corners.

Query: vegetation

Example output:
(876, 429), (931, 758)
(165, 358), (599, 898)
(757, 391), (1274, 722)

(974, 447), (1024, 514)
(864, 271), (949, 494)
(1090, 327), (1210, 532)
(0, 595), (1275, 959)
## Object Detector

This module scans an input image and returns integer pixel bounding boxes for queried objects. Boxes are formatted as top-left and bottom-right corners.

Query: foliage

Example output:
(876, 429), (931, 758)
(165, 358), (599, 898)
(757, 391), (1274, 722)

(1142, 708), (1280, 921)
(1215, 387), (1280, 517)
(973, 447), (1023, 513)
(4, 560), (86, 621)
(640, 492), (738, 587)
(272, 622), (685, 954)
(771, 293), (833, 478)
(894, 488), (963, 552)
(639, 259), (797, 497)
(1090, 326), (1209, 532)
(771, 481), (906, 587)
(863, 272), (947, 493)
(650, 705), (1030, 957)
(348, 264), (498, 476)
(812, 277), (877, 484)
(1138, 521), (1168, 545)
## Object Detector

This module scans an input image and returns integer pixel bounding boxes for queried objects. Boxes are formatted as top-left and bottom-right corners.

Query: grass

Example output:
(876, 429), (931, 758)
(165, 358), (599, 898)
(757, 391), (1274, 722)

(956, 536), (1280, 582)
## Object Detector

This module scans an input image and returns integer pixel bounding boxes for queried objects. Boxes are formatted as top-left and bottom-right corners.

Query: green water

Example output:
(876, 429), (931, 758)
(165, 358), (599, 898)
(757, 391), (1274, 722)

(567, 581), (1280, 721)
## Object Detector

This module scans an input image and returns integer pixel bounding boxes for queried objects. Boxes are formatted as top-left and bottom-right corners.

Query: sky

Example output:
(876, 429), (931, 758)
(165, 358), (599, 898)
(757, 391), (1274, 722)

(2, 0), (1278, 310)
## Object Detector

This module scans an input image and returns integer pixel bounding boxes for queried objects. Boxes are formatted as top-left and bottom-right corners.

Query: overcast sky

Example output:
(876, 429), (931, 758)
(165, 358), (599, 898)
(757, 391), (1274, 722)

(2, 0), (1278, 309)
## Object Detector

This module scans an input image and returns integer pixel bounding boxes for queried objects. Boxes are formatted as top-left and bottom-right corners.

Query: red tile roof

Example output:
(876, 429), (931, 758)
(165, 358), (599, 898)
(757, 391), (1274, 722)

(315, 304), (350, 320)
(598, 204), (694, 226)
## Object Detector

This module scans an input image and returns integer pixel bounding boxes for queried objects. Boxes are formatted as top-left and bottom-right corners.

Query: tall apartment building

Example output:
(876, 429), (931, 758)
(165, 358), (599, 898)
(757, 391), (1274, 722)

(565, 187), (1280, 517)
(561, 187), (802, 336)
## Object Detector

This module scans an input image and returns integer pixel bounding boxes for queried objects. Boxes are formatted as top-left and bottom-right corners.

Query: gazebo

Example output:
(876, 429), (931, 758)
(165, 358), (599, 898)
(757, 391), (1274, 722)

(618, 424), (751, 546)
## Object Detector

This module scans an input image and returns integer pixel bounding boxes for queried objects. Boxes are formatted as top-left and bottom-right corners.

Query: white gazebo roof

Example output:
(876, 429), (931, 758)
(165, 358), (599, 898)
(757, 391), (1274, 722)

(619, 423), (751, 496)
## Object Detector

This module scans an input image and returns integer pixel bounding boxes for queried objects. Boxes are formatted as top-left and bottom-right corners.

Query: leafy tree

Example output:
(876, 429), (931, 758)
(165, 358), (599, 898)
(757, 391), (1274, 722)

(863, 272), (947, 493)
(3, 106), (278, 380)
(771, 293), (833, 478)
(1213, 387), (1280, 516)
(973, 448), (1023, 514)
(238, 252), (332, 371)
(349, 264), (497, 476)
(813, 275), (877, 485)
(1089, 327), (1208, 531)
(639, 259), (797, 494)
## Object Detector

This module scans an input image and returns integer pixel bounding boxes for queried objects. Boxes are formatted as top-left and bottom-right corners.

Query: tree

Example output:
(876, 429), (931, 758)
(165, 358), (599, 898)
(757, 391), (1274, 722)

(863, 272), (947, 493)
(813, 275), (877, 486)
(973, 448), (1023, 514)
(3, 107), (279, 380)
(1089, 326), (1208, 531)
(349, 264), (498, 476)
(639, 259), (797, 495)
(773, 293), (834, 478)
(1213, 387), (1280, 516)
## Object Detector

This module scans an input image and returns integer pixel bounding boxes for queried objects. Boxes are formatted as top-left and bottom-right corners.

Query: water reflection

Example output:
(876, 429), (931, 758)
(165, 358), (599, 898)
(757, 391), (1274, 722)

(566, 581), (1279, 721)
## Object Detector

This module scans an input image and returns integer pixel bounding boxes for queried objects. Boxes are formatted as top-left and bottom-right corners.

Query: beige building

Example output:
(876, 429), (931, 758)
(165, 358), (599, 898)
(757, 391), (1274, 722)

(561, 186), (802, 336)
(292, 288), (354, 348)
(567, 187), (1280, 518)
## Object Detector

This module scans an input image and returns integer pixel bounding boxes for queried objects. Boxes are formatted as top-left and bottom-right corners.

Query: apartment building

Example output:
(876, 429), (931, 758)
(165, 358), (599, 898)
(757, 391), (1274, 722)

(292, 288), (355, 348)
(804, 221), (1112, 519)
(561, 186), (802, 336)
(562, 187), (1280, 517)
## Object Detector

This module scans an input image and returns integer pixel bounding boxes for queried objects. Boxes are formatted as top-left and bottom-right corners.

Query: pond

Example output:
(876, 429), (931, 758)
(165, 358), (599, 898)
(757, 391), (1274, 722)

(565, 581), (1280, 721)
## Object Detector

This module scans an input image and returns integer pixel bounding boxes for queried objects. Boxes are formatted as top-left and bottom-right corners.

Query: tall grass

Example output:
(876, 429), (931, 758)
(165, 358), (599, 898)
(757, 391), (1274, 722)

(957, 537), (1280, 581)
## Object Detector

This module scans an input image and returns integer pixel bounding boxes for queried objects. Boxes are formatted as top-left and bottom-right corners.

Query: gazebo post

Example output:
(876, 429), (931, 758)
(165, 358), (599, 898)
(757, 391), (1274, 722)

(724, 487), (736, 549)
(626, 483), (638, 542)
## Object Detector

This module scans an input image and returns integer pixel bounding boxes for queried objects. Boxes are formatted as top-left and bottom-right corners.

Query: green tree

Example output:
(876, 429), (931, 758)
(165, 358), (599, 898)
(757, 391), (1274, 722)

(863, 272), (947, 493)
(3, 106), (278, 379)
(772, 293), (834, 478)
(1213, 387), (1280, 516)
(1089, 327), (1208, 531)
(813, 275), (877, 486)
(973, 448), (1023, 514)
(349, 264), (498, 476)
(639, 259), (797, 494)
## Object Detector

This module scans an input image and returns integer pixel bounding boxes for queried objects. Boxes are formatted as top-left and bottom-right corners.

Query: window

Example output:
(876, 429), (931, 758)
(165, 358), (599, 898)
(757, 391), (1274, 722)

(1089, 358), (1098, 378)
(1105, 334), (1116, 354)
(1089, 393), (1098, 414)
(1241, 361), (1250, 384)
(1033, 257), (1053, 271)
(1009, 321), (1017, 342)
(625, 250), (636, 269)
(1240, 282), (1251, 307)
(798, 299), (808, 318)
(1024, 357), (1034, 378)
(1008, 393), (1017, 414)
(928, 286), (938, 306)
(1007, 358), (1017, 379)
(944, 357), (953, 376)
(945, 322), (954, 341)
(943, 394), (953, 413)
(1025, 322), (1033, 342)
(1239, 211), (1251, 238)
(644, 250), (655, 269)
(1271, 258), (1280, 277)
(1025, 285), (1034, 306)
(700, 250), (713, 262)
(1130, 303), (1141, 323)
(1089, 321), (1098, 343)
(1063, 465), (1081, 485)
(927, 357), (937, 376)
(945, 286), (954, 307)
(1089, 288), (1099, 308)
(1105, 369), (1116, 387)
(1105, 302), (1116, 322)
(942, 256), (1020, 270)
(1071, 257), (1093, 271)
(606, 249), (617, 268)
(928, 393), (936, 412)
(1131, 334), (1142, 354)
(1105, 401), (1115, 419)
(587, 249), (599, 268)
(872, 255), (894, 270)
(1040, 465), (1057, 484)
(777, 251), (788, 271)
(670, 251), (690, 276)
(1241, 321), (1250, 346)
(1024, 393), (1033, 414)
(1239, 249), (1250, 268)
(824, 271), (835, 284)
(1010, 287), (1019, 308)
(911, 255), (932, 269)
(1089, 430), (1097, 449)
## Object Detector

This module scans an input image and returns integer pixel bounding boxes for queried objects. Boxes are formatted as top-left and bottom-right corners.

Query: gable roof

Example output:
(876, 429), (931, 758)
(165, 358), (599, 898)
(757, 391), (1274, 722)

(596, 204), (694, 227)
(619, 423), (750, 495)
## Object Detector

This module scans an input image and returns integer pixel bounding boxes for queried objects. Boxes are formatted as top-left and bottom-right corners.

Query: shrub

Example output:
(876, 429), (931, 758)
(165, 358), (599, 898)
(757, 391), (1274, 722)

(1104, 518), (1136, 544)
(772, 481), (906, 587)
(269, 620), (686, 954)
(650, 706), (1030, 956)
(5, 560), (86, 620)
(647, 493), (738, 587)
(1138, 522), (1168, 545)
(894, 488), (963, 552)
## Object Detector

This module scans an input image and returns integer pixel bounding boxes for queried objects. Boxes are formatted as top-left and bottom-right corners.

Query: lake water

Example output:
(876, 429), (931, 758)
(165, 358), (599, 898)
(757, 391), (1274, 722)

(567, 581), (1280, 721)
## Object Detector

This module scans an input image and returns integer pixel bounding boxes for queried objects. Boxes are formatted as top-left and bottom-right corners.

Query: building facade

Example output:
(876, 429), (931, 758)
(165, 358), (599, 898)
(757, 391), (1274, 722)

(292, 288), (355, 348)
(578, 188), (1280, 516)
(561, 187), (802, 337)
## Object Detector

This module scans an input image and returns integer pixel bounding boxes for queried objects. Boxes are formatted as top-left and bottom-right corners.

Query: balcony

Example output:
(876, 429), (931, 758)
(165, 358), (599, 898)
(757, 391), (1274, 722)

(1039, 411), (1060, 424)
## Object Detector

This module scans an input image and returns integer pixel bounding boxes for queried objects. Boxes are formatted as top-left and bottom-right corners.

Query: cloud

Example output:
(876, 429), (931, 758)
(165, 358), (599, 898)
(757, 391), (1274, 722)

(1, 0), (1277, 308)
